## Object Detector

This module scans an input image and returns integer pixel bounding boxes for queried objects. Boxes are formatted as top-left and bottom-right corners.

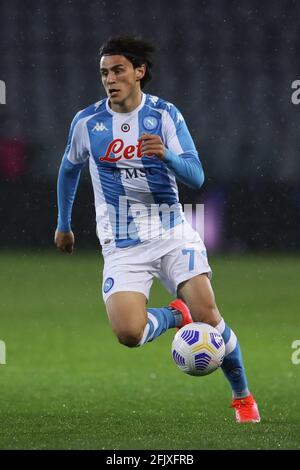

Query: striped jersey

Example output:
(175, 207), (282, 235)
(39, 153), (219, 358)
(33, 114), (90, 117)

(57, 92), (204, 253)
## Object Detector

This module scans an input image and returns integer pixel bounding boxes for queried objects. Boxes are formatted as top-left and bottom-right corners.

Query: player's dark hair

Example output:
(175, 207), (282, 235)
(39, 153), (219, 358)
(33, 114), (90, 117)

(99, 36), (155, 89)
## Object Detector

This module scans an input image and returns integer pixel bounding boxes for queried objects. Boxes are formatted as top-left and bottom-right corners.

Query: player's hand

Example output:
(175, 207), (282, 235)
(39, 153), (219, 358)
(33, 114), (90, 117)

(138, 133), (166, 160)
(54, 230), (75, 254)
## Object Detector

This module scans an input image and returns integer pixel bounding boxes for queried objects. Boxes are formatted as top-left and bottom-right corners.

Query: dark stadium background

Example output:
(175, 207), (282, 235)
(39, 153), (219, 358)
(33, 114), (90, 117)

(0, 0), (299, 252)
(1, 0), (300, 452)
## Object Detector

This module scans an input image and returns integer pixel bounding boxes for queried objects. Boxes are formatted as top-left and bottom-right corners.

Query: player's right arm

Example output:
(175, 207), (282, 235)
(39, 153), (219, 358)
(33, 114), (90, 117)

(55, 112), (89, 254)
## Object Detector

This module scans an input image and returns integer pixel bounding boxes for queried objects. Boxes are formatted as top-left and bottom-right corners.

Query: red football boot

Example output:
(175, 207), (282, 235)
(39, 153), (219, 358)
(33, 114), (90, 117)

(231, 394), (261, 423)
(169, 298), (193, 330)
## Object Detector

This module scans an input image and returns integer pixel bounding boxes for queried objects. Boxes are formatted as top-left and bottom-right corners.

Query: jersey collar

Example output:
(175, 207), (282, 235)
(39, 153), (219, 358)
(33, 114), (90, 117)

(105, 92), (146, 117)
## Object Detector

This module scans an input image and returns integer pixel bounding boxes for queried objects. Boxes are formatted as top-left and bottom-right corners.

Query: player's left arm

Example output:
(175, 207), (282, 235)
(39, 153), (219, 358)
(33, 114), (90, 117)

(138, 106), (204, 189)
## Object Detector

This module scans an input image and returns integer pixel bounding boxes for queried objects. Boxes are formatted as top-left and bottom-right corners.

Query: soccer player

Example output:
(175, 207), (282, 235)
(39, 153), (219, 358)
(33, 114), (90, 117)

(55, 36), (260, 423)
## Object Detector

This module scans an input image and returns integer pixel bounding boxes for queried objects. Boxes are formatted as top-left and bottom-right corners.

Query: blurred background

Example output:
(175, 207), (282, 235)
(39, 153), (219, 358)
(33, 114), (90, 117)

(0, 0), (299, 252)
(1, 1), (300, 450)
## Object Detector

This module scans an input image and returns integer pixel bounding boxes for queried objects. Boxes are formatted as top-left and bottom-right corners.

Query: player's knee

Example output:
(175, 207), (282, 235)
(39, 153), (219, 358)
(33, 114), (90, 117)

(192, 303), (220, 327)
(116, 329), (143, 348)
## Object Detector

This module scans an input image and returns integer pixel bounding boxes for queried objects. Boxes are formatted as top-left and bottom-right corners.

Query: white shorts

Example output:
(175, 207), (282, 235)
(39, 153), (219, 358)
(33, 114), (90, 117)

(101, 220), (212, 303)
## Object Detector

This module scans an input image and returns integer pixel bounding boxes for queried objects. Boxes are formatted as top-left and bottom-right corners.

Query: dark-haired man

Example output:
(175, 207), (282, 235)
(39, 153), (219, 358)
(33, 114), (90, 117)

(55, 36), (260, 423)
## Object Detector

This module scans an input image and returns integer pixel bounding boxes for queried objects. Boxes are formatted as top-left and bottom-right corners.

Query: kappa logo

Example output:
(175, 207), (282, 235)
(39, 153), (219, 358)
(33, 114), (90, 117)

(92, 122), (108, 132)
(149, 95), (159, 106)
(94, 99), (105, 111)
(176, 111), (184, 125)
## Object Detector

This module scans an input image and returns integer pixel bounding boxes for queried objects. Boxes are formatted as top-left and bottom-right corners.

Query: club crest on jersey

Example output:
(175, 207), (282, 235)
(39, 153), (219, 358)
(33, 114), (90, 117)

(143, 116), (158, 130)
(121, 123), (130, 132)
(103, 277), (114, 293)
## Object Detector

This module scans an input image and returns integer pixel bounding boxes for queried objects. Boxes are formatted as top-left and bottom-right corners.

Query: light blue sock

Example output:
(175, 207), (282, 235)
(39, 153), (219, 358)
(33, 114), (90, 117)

(216, 318), (250, 398)
(138, 307), (181, 346)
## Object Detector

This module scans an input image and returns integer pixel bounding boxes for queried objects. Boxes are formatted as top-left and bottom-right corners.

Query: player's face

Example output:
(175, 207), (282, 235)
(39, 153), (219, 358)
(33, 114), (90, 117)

(100, 55), (145, 109)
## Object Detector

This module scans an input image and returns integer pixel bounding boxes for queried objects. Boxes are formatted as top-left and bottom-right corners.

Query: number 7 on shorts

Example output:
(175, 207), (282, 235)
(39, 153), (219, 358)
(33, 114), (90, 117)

(182, 248), (195, 271)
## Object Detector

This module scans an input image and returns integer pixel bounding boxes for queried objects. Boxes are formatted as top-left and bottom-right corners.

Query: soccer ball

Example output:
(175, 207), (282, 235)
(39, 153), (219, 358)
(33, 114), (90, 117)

(171, 322), (225, 376)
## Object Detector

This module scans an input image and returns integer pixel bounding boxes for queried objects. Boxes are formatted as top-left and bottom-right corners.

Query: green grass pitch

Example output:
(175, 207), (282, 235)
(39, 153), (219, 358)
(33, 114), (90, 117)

(0, 251), (300, 449)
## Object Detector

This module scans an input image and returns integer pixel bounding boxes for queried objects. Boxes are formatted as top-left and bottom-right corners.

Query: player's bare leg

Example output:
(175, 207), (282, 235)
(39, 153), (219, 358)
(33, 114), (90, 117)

(106, 292), (148, 347)
(106, 291), (185, 348)
(177, 274), (260, 423)
(177, 273), (221, 326)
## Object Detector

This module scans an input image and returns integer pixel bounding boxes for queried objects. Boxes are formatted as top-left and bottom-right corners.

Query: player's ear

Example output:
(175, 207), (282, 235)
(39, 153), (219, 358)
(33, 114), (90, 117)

(135, 64), (146, 81)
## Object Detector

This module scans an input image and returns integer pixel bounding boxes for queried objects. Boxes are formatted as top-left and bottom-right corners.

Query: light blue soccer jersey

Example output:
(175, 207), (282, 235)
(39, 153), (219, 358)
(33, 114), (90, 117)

(57, 93), (204, 252)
